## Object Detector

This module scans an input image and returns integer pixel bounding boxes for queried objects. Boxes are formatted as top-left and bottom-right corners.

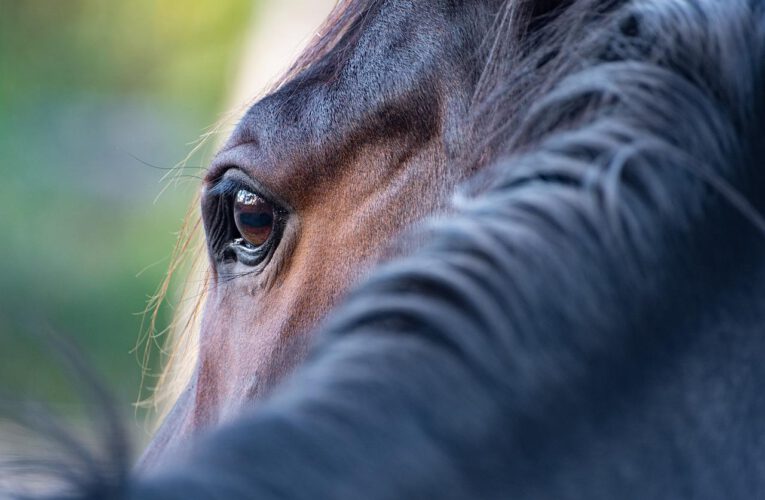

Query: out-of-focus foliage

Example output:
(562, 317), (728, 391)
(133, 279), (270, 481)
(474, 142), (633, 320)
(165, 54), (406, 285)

(0, 1), (256, 415)
(1, 1), (254, 107)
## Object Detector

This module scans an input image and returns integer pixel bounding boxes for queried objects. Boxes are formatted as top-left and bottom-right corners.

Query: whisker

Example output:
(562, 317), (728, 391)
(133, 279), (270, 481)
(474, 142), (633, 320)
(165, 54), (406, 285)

(115, 147), (207, 171)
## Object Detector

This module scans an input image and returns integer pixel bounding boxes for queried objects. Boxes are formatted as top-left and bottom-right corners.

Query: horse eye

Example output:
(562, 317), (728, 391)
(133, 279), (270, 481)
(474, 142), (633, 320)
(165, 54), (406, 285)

(234, 189), (274, 247)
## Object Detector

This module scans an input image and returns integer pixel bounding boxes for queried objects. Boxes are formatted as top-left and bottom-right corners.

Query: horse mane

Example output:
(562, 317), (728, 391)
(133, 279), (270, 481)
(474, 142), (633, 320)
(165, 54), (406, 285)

(21, 0), (765, 497)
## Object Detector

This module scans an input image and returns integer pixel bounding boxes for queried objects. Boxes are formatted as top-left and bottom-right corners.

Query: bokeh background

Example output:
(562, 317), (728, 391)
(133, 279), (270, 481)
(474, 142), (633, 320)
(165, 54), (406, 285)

(0, 0), (332, 441)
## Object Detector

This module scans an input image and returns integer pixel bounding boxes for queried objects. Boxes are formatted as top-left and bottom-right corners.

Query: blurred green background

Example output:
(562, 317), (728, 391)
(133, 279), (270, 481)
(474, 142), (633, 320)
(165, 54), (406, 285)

(0, 1), (258, 420)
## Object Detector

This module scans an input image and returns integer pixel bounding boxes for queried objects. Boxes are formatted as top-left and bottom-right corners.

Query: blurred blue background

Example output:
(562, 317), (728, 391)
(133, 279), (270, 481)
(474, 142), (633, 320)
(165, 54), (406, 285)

(0, 1), (257, 416)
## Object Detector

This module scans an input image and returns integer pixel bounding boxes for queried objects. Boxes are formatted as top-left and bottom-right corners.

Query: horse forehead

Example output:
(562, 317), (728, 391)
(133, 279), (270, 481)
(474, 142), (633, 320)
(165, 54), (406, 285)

(241, 11), (454, 126)
(212, 4), (476, 205)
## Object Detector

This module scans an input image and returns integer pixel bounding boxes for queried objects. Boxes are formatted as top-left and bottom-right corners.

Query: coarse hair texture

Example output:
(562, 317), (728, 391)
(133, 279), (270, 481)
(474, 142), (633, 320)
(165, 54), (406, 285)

(8, 0), (765, 498)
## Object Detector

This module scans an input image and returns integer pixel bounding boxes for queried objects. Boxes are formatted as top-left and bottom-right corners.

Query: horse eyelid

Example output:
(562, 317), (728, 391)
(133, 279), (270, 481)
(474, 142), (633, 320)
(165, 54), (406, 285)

(206, 177), (250, 199)
(207, 169), (289, 211)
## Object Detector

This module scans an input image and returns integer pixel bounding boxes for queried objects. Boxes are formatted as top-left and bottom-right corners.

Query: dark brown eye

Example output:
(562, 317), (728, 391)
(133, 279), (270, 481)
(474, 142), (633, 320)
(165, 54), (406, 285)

(234, 189), (274, 247)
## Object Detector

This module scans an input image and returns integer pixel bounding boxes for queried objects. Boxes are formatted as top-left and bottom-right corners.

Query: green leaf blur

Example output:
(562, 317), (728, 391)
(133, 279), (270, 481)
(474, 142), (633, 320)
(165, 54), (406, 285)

(0, 1), (256, 415)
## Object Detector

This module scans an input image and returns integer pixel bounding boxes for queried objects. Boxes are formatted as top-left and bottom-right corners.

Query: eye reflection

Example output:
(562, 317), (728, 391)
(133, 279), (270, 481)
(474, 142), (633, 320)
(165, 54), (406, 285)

(234, 189), (274, 247)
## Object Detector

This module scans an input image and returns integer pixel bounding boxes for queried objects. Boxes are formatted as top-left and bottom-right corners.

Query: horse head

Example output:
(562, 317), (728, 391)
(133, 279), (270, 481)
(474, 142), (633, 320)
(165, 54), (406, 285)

(7, 0), (765, 497)
(143, 0), (513, 463)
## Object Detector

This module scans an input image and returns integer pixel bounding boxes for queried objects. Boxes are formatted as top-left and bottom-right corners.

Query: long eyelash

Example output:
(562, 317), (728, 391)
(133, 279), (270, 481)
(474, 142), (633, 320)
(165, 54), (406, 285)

(205, 198), (234, 258)
(206, 177), (250, 199)
(203, 176), (248, 257)
(205, 176), (258, 256)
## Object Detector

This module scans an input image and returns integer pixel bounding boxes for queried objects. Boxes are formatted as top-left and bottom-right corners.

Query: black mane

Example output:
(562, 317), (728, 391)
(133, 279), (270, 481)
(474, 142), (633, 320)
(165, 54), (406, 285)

(9, 0), (765, 498)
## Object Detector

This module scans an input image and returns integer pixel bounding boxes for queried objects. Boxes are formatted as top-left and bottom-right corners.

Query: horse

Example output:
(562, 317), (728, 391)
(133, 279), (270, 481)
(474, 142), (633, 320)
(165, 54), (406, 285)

(7, 0), (765, 498)
(140, 0), (507, 464)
